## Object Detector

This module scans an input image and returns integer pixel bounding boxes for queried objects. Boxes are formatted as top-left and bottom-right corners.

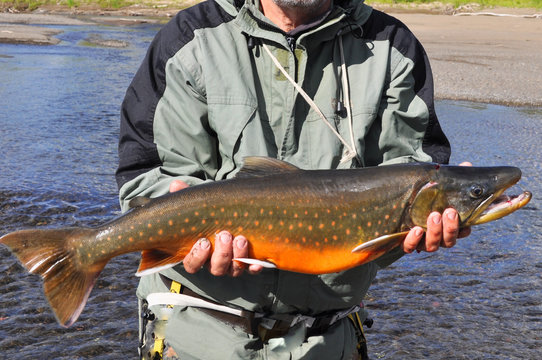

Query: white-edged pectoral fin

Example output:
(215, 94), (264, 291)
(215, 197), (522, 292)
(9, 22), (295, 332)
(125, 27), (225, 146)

(233, 258), (277, 269)
(351, 231), (410, 253)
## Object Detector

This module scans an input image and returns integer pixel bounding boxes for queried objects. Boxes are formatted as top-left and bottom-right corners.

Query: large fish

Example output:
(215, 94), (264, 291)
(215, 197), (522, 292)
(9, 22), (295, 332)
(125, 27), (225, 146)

(0, 157), (532, 327)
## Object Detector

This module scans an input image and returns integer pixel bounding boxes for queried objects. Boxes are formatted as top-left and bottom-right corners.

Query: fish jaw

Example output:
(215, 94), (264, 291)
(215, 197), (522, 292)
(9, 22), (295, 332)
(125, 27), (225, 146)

(469, 191), (532, 226)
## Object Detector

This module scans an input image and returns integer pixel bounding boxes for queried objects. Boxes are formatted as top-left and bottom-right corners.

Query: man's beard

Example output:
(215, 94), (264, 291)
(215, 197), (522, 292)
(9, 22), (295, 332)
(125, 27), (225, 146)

(272, 0), (330, 11)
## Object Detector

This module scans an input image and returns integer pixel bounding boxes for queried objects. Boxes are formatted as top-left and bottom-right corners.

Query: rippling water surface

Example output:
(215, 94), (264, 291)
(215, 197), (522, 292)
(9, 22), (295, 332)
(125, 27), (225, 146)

(0, 21), (540, 359)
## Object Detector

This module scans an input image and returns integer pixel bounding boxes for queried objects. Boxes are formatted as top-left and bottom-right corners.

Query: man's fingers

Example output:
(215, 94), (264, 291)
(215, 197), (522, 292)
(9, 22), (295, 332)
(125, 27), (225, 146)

(209, 231), (234, 276)
(424, 212), (443, 252)
(231, 235), (249, 277)
(169, 180), (189, 193)
(183, 238), (212, 274)
(402, 227), (424, 254)
(441, 208), (460, 248)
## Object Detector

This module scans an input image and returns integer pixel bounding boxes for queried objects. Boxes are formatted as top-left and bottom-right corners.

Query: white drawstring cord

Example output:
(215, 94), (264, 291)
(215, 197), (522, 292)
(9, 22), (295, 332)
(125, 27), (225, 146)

(261, 42), (358, 164)
(337, 33), (359, 164)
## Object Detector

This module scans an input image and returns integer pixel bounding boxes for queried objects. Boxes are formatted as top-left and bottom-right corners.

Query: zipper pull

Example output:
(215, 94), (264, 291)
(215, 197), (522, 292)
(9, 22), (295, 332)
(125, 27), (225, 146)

(285, 36), (296, 52)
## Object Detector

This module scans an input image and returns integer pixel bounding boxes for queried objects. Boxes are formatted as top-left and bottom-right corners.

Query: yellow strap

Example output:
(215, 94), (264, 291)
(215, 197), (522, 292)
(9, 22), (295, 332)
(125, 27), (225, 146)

(348, 312), (367, 359)
(170, 280), (182, 294)
(151, 280), (182, 359)
(152, 338), (164, 360)
(168, 281), (182, 309)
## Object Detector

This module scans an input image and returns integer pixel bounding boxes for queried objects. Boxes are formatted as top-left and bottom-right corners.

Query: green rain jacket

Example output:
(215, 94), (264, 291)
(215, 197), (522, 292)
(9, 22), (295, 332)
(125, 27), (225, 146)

(116, 0), (451, 358)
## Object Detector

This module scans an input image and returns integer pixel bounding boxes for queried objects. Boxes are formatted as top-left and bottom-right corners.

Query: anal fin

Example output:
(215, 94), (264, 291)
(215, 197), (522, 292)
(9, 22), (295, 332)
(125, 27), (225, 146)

(351, 231), (410, 254)
(233, 258), (277, 269)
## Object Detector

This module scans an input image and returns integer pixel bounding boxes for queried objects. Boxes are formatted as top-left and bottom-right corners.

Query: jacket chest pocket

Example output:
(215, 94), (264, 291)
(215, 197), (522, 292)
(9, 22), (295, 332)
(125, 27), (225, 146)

(208, 102), (277, 175)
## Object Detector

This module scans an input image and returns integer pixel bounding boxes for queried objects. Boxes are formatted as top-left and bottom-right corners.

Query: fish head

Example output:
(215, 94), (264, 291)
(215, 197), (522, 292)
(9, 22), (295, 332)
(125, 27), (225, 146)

(408, 165), (531, 228)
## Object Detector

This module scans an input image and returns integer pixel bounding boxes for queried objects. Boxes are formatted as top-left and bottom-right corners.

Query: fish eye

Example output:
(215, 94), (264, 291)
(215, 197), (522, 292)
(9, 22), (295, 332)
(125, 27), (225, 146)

(469, 184), (485, 199)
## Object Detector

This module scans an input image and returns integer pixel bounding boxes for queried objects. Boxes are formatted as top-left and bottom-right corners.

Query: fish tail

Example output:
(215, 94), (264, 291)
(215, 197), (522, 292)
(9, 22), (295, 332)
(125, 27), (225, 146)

(0, 227), (101, 327)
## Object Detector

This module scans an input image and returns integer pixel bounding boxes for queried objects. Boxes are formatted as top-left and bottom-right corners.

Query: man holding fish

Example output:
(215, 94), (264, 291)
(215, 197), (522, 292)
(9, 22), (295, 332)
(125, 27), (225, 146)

(116, 0), (469, 358)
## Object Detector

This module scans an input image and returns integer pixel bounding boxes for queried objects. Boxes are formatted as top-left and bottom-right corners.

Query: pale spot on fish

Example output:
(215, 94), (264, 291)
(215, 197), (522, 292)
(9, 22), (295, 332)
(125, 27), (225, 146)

(158, 229), (163, 235)
(129, 237), (134, 242)
(169, 220), (174, 226)
(184, 218), (189, 223)
(148, 223), (152, 228)
(346, 229), (351, 235)
(268, 224), (273, 230)
(308, 225), (313, 231)
(254, 220), (260, 226)
(289, 224), (294, 230)
(201, 219), (206, 224)
(194, 211), (199, 216)
(367, 222), (372, 227)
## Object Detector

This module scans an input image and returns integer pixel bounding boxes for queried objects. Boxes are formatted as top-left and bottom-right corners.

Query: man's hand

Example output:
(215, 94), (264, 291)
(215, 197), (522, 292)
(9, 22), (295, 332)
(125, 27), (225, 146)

(169, 180), (263, 276)
(401, 162), (472, 254)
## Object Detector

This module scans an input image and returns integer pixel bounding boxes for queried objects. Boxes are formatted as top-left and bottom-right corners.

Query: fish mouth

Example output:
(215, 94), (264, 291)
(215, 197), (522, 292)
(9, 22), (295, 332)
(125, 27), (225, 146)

(469, 191), (532, 226)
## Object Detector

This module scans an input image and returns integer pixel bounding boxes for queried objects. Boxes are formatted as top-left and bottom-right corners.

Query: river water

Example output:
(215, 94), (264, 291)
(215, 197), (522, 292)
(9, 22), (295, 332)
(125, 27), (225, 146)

(0, 21), (540, 359)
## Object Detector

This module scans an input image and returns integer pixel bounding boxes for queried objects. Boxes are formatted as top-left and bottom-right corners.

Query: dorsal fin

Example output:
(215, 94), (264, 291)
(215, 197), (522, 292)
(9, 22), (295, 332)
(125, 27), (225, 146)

(128, 196), (152, 209)
(236, 157), (301, 178)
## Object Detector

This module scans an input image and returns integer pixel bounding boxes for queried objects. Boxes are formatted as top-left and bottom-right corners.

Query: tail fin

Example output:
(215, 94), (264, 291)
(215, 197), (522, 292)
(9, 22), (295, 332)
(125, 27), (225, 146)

(0, 227), (101, 327)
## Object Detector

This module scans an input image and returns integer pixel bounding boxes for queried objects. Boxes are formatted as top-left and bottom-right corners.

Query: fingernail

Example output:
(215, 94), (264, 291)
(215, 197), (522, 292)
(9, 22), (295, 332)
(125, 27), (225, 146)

(415, 228), (423, 237)
(219, 232), (232, 245)
(432, 213), (442, 225)
(199, 238), (210, 250)
(446, 210), (457, 221)
(235, 237), (247, 249)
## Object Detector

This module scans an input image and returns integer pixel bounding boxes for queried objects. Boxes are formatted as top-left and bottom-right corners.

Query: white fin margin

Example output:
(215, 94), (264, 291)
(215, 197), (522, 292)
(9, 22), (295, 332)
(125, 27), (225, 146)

(234, 258), (277, 268)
